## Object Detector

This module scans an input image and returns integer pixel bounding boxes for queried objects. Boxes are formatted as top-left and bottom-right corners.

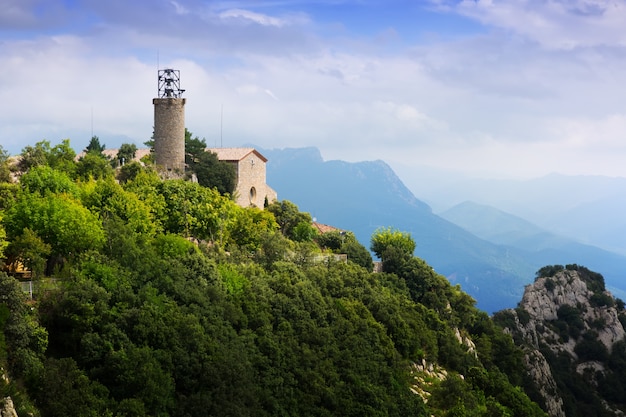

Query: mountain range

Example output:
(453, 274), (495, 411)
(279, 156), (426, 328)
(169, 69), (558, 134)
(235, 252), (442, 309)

(260, 146), (626, 313)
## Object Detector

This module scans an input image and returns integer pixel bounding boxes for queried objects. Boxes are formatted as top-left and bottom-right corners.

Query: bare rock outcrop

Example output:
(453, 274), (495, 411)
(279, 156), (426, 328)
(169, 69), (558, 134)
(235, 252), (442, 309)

(1, 397), (18, 417)
(498, 268), (626, 417)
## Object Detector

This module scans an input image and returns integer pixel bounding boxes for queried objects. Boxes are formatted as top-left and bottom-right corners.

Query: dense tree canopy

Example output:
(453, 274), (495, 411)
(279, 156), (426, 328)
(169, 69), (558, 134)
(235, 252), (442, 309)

(0, 139), (548, 417)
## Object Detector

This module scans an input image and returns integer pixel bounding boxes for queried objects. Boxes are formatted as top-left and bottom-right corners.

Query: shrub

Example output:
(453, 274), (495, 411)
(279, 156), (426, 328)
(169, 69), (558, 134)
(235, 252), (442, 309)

(535, 265), (564, 279)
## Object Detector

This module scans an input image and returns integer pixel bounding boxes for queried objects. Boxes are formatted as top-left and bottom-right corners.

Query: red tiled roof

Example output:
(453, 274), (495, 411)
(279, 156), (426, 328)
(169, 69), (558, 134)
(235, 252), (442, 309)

(313, 222), (342, 234)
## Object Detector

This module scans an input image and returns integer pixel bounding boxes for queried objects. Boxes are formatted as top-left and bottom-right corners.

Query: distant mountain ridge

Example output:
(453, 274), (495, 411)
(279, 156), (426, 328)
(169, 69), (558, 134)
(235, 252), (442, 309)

(259, 146), (626, 313)
(440, 201), (626, 300)
(408, 171), (626, 256)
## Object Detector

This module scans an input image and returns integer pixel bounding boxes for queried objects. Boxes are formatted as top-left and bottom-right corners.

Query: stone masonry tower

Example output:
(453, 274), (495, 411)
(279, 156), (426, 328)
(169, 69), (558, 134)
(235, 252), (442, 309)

(153, 69), (186, 172)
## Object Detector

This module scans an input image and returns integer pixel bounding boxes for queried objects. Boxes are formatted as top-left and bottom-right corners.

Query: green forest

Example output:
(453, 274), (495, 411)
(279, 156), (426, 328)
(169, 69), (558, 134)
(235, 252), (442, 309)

(0, 140), (547, 416)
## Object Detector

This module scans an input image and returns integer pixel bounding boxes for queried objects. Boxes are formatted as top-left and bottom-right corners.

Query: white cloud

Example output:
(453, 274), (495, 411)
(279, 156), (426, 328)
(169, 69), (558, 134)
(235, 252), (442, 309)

(218, 8), (289, 27)
(447, 0), (626, 49)
(170, 0), (189, 15)
(4, 0), (626, 183)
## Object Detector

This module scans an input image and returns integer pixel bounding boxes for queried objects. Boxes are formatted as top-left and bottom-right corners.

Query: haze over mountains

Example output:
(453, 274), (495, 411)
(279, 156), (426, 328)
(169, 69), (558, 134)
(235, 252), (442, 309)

(261, 146), (626, 313)
(406, 171), (626, 256)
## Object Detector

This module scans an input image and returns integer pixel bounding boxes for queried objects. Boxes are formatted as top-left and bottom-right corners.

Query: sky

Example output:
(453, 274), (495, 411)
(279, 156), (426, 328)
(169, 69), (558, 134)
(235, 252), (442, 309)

(2, 0), (626, 185)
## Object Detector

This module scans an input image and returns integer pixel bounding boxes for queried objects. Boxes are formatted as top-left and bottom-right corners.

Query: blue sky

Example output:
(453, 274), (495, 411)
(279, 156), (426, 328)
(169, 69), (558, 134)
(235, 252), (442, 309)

(2, 0), (626, 187)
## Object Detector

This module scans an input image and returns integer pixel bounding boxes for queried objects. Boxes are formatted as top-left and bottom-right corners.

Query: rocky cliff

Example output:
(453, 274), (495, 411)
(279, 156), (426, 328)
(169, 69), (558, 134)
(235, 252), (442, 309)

(495, 265), (626, 417)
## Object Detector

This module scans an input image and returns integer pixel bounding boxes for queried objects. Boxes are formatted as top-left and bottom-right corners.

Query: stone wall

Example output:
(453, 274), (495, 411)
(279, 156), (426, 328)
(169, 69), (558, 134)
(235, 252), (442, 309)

(153, 98), (186, 172)
(234, 152), (276, 207)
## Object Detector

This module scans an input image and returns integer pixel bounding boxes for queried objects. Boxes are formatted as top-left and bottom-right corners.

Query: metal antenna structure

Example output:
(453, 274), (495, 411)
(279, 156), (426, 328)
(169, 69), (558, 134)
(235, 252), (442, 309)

(158, 69), (185, 98)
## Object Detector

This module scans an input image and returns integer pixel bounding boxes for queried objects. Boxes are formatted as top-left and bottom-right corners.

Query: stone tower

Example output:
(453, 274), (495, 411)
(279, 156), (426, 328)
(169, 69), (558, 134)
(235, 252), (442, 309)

(153, 69), (186, 172)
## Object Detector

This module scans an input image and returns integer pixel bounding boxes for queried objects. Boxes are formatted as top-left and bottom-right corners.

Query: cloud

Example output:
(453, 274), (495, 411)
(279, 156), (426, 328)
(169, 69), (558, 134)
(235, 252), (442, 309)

(3, 0), (626, 182)
(438, 0), (626, 49)
(218, 8), (290, 27)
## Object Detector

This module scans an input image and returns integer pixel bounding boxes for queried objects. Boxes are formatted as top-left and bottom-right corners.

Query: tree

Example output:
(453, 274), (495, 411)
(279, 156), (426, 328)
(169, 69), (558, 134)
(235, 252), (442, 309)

(18, 140), (51, 172)
(0, 145), (11, 183)
(80, 177), (157, 236)
(3, 193), (105, 267)
(5, 228), (51, 280)
(48, 139), (77, 176)
(267, 200), (313, 240)
(76, 152), (114, 181)
(115, 143), (137, 167)
(0, 213), (7, 259)
(84, 136), (105, 155)
(18, 139), (76, 176)
(117, 161), (144, 184)
(370, 227), (415, 264)
(184, 130), (236, 195)
(19, 165), (78, 197)
(184, 129), (206, 162)
(156, 179), (234, 241)
(227, 206), (279, 252)
(342, 240), (373, 271)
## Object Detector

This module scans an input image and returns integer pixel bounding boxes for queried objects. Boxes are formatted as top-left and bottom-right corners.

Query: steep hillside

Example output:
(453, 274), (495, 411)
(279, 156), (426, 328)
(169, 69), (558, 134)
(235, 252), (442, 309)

(261, 147), (536, 313)
(494, 265), (626, 417)
(0, 142), (550, 416)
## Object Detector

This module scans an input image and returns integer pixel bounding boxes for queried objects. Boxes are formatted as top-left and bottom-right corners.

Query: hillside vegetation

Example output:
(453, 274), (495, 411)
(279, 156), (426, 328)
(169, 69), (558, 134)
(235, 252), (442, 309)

(0, 141), (547, 416)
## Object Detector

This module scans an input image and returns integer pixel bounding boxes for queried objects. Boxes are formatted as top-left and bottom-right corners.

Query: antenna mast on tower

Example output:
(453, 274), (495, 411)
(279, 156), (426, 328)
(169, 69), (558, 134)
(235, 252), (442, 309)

(158, 69), (185, 98)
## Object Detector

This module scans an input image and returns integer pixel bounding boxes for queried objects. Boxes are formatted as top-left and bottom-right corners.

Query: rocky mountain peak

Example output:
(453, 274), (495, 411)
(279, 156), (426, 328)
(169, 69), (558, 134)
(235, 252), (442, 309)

(495, 265), (626, 416)
(518, 268), (625, 355)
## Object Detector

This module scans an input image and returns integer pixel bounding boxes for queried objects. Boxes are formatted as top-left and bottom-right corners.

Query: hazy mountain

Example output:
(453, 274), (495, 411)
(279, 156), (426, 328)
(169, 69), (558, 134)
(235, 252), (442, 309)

(260, 147), (626, 312)
(407, 171), (626, 256)
(440, 201), (626, 300)
(440, 201), (548, 247)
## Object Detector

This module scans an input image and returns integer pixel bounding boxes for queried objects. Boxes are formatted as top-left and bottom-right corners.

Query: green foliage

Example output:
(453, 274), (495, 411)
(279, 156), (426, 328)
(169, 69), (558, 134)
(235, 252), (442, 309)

(556, 304), (584, 340)
(0, 214), (7, 260)
(80, 178), (156, 236)
(535, 265), (564, 279)
(569, 265), (606, 293)
(3, 192), (105, 264)
(589, 292), (614, 308)
(227, 206), (279, 252)
(184, 131), (236, 195)
(18, 139), (76, 176)
(0, 272), (47, 405)
(267, 200), (314, 241)
(5, 228), (51, 280)
(156, 179), (235, 241)
(0, 157), (547, 417)
(342, 239), (373, 271)
(76, 152), (114, 181)
(316, 230), (344, 251)
(0, 145), (11, 183)
(117, 161), (144, 184)
(115, 143), (137, 167)
(19, 165), (78, 197)
(574, 331), (609, 362)
(370, 227), (416, 267)
(84, 136), (106, 155)
(316, 231), (373, 270)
